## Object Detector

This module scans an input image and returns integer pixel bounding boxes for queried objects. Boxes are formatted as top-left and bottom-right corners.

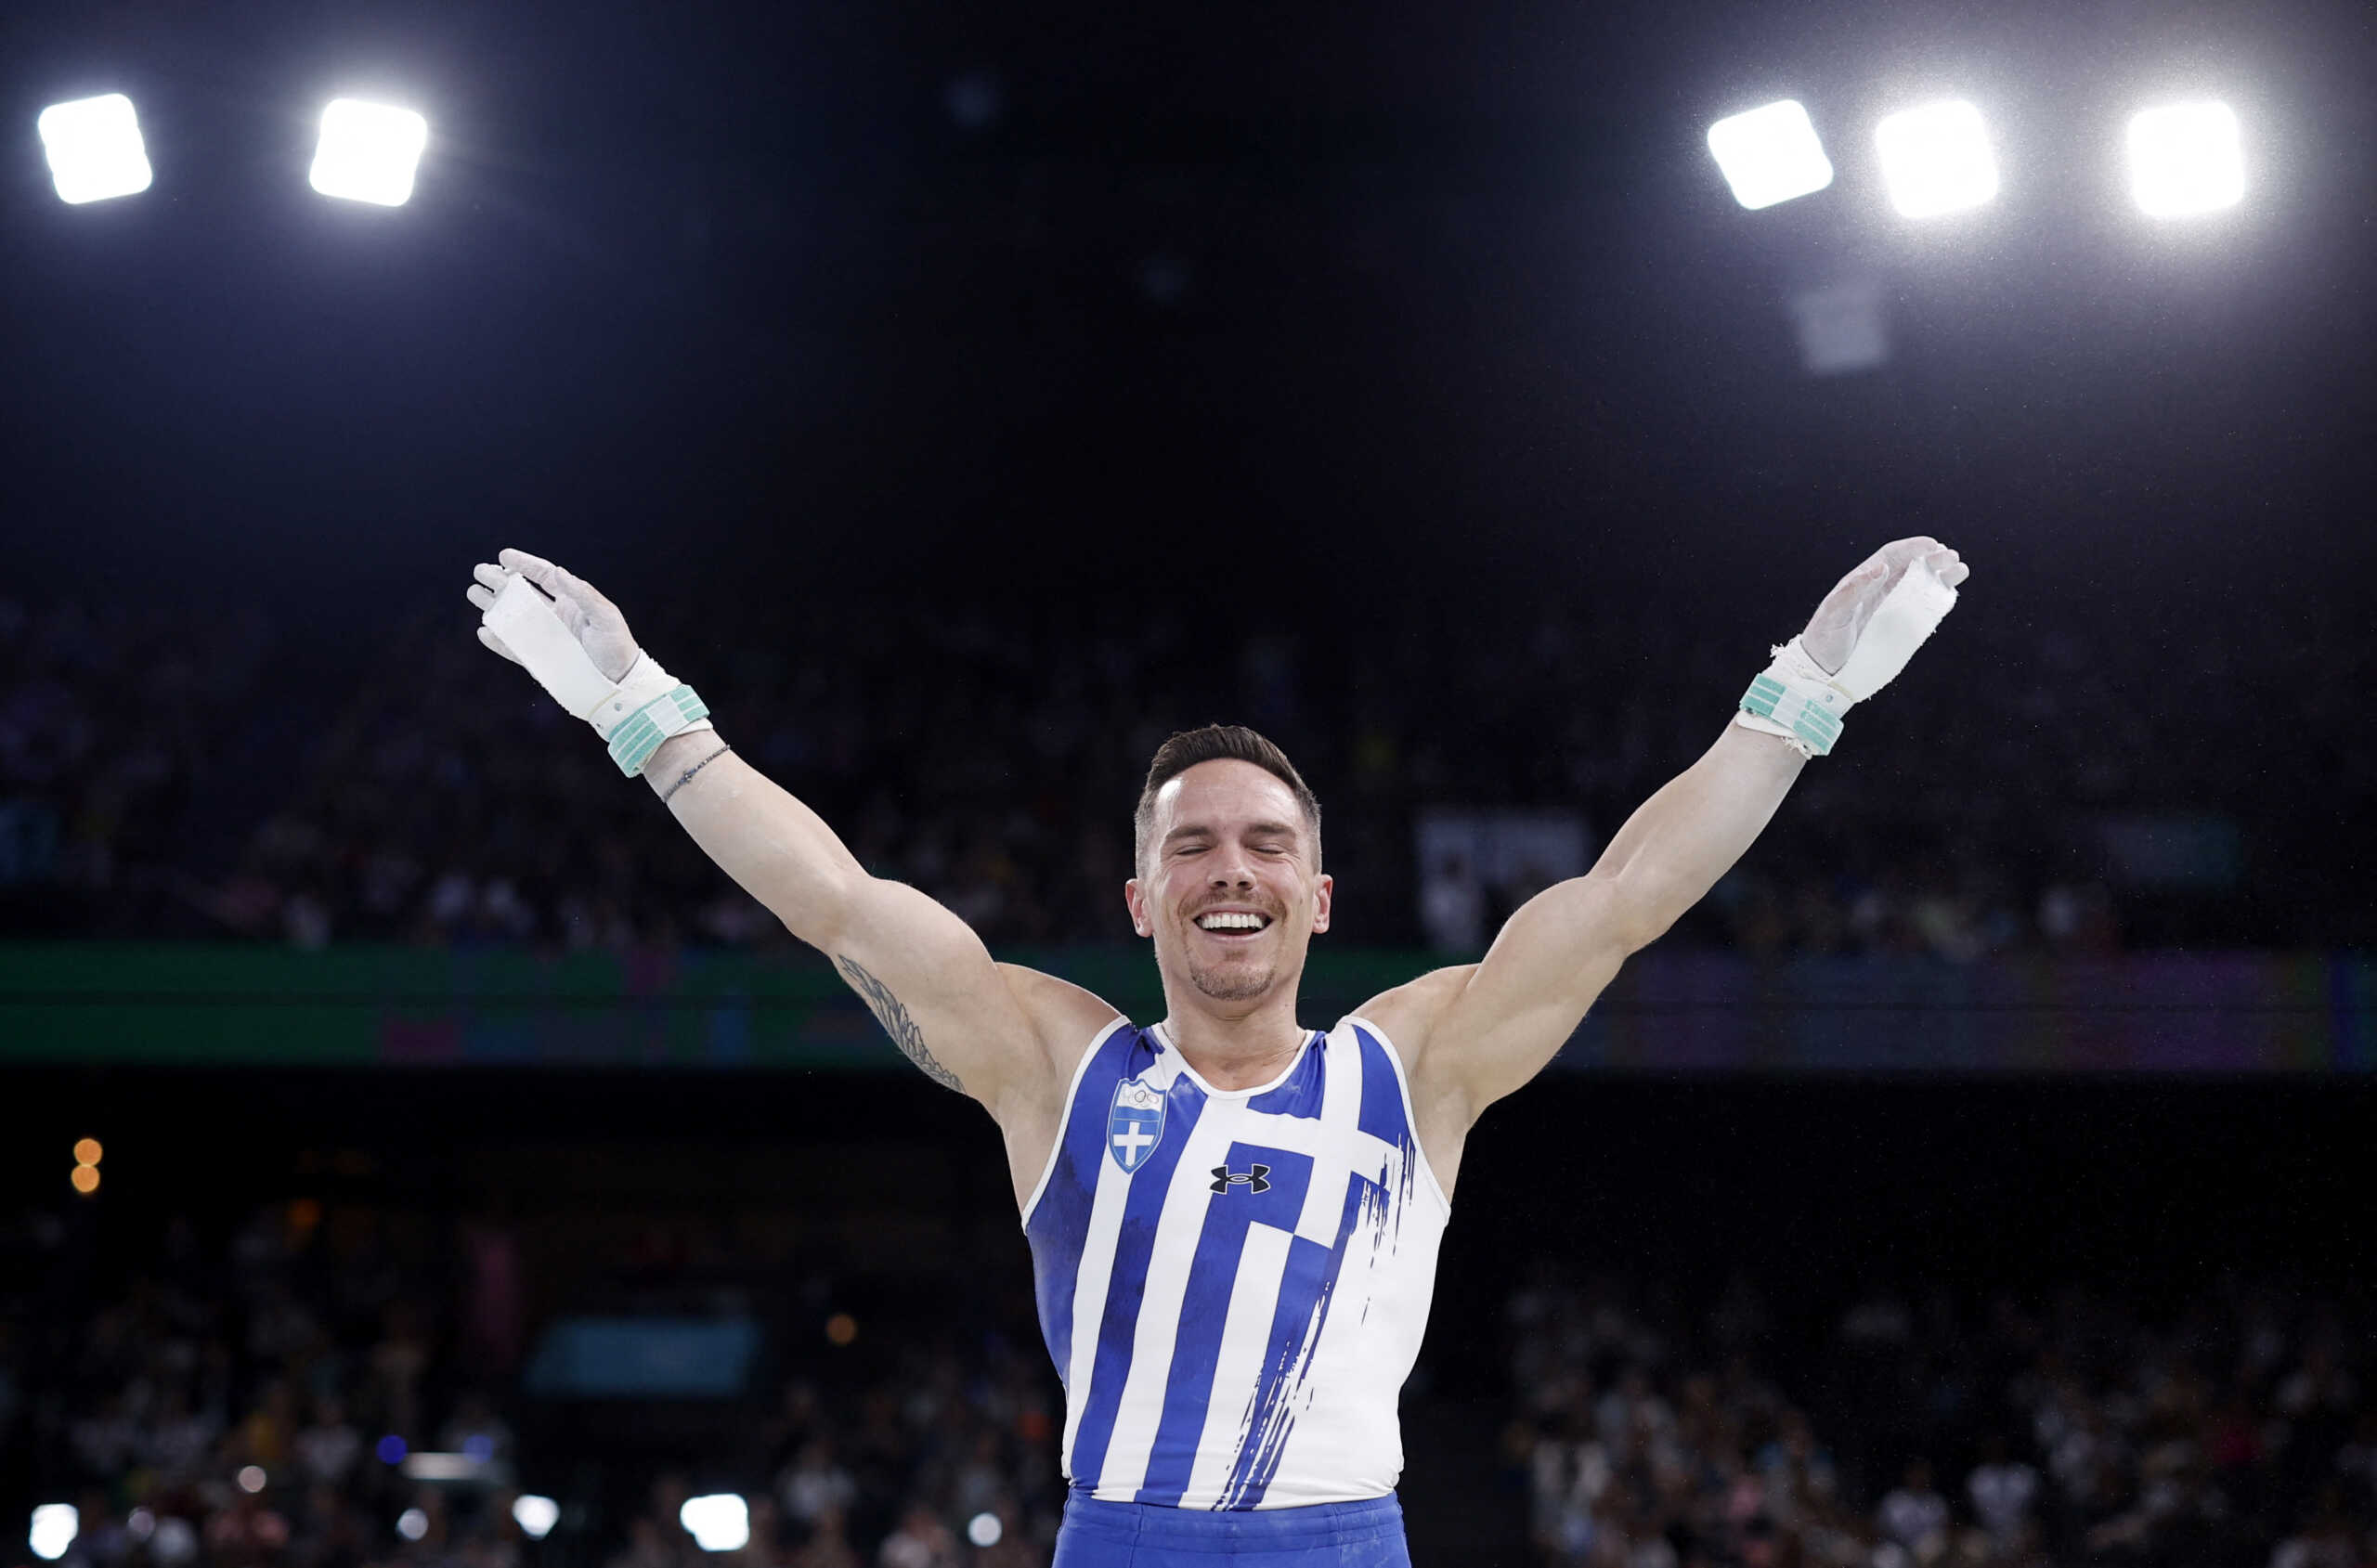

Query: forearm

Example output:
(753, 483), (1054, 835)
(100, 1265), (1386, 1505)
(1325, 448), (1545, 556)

(1590, 722), (1805, 945)
(642, 729), (868, 945)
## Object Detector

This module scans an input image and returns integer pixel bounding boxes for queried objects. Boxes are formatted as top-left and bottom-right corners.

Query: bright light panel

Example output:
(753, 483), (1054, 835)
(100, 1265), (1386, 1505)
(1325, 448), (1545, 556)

(679, 1497), (748, 1553)
(1875, 99), (1998, 218)
(30, 1505), (78, 1562)
(36, 95), (153, 205)
(1707, 100), (1834, 211)
(2128, 101), (2243, 216)
(512, 1497), (560, 1541)
(308, 98), (427, 206)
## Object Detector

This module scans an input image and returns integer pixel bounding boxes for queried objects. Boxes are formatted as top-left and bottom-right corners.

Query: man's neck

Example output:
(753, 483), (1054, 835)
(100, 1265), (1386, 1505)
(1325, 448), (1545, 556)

(1158, 990), (1308, 1091)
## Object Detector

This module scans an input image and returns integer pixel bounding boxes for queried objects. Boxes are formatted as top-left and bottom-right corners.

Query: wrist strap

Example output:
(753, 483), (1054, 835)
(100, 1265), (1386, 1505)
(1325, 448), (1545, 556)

(481, 576), (711, 778)
(1734, 637), (1851, 758)
(1732, 557), (1960, 758)
(596, 652), (713, 778)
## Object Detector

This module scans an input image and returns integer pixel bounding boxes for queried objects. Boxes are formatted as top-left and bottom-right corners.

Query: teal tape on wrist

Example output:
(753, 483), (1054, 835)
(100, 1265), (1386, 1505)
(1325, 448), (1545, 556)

(1739, 673), (1841, 757)
(605, 685), (710, 777)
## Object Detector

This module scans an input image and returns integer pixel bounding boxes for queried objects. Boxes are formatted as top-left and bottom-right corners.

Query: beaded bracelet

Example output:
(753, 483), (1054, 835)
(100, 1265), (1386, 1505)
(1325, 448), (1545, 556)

(660, 743), (734, 804)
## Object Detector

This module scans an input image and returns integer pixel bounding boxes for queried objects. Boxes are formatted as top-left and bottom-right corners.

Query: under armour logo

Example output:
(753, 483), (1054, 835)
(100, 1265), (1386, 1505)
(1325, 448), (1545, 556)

(1210, 1164), (1271, 1195)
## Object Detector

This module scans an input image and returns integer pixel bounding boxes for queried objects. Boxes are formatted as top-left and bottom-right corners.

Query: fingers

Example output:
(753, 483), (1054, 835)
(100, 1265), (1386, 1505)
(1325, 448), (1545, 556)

(497, 546), (558, 585)
(498, 547), (589, 612)
(484, 549), (599, 644)
(498, 547), (617, 618)
(467, 563), (507, 614)
(1877, 536), (1970, 590)
(485, 549), (608, 646)
(1922, 541), (1969, 590)
(468, 560), (555, 648)
(468, 561), (528, 616)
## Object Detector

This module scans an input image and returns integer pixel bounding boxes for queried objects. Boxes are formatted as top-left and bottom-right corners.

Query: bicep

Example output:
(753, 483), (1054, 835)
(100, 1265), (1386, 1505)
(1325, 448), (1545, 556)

(1416, 875), (1636, 1117)
(823, 876), (1048, 1106)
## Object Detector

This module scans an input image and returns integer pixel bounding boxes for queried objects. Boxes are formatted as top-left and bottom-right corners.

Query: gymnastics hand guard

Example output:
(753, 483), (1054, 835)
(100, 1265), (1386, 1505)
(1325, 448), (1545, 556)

(469, 549), (713, 778)
(1734, 537), (1967, 758)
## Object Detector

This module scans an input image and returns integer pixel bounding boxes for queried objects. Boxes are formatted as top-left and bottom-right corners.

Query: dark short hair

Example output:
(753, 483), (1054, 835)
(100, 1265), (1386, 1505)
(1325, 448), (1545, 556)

(1134, 725), (1322, 874)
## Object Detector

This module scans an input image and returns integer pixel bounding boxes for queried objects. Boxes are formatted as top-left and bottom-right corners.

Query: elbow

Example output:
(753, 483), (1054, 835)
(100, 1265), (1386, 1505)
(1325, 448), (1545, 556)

(1617, 906), (1676, 956)
(1608, 871), (1691, 954)
(779, 866), (870, 952)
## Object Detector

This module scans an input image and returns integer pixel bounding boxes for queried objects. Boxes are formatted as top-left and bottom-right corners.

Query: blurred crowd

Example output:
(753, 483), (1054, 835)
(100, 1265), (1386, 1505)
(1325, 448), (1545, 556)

(601, 1354), (1058, 1568)
(1507, 1270), (2376, 1568)
(0, 594), (275, 936)
(5, 1198), (528, 1568)
(0, 1198), (1064, 1568)
(4, 576), (2371, 955)
(588, 1360), (1057, 1568)
(13, 1184), (2373, 1568)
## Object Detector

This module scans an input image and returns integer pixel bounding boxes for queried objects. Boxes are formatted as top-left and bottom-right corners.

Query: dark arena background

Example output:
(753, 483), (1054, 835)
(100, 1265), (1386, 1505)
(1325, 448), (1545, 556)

(4, 0), (2375, 1564)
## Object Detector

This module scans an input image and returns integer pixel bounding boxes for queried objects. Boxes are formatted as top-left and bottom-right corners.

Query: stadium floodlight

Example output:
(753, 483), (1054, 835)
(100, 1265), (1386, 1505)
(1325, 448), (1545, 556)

(30, 1505), (78, 1562)
(308, 98), (427, 205)
(2128, 101), (2243, 216)
(1875, 99), (1998, 218)
(679, 1497), (748, 1553)
(36, 95), (153, 204)
(511, 1497), (560, 1541)
(1707, 100), (1835, 211)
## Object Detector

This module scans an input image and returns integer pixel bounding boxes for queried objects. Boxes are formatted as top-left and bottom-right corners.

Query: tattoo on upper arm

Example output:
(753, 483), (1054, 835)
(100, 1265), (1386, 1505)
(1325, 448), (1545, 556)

(834, 955), (963, 1093)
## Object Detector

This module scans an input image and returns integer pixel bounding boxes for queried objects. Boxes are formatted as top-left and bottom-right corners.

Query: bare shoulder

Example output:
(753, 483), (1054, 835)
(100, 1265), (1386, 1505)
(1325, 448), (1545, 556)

(995, 963), (1129, 1093)
(1348, 963), (1484, 1200)
(1349, 963), (1478, 1076)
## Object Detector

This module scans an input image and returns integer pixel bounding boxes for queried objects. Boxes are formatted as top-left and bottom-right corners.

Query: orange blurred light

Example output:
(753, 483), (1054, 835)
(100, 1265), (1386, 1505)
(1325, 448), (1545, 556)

(825, 1313), (857, 1346)
(71, 1164), (101, 1194)
(73, 1137), (103, 1166)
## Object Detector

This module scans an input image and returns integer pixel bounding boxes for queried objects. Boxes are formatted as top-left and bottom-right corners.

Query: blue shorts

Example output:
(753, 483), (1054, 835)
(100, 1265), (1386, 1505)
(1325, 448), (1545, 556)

(1052, 1492), (1410, 1567)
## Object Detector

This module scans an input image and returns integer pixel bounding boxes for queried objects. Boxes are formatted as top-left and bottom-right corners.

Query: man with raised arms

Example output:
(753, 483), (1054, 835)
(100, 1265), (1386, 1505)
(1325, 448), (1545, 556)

(465, 536), (1968, 1566)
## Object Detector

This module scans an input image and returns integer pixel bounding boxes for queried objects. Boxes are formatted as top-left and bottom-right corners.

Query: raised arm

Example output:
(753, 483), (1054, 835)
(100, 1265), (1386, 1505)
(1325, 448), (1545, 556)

(638, 730), (1046, 1099)
(466, 550), (1118, 1120)
(1366, 537), (1969, 1134)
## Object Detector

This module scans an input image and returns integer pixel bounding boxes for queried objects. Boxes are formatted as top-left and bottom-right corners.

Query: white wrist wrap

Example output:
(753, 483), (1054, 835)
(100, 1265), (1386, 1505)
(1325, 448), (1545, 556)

(589, 652), (715, 777)
(483, 572), (713, 778)
(1734, 557), (1958, 758)
(1735, 639), (1851, 758)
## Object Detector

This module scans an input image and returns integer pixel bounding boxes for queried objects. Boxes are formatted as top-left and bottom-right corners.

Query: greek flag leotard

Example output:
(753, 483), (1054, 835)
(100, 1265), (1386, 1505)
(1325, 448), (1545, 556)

(1021, 1014), (1452, 1514)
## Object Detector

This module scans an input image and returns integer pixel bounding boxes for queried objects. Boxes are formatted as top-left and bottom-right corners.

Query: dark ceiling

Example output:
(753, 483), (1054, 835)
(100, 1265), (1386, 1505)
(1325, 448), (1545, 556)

(2, 0), (2370, 631)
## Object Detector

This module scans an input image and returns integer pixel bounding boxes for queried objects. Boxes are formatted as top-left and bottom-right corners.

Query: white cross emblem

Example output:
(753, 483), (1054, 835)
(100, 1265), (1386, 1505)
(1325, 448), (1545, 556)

(1107, 1075), (1167, 1173)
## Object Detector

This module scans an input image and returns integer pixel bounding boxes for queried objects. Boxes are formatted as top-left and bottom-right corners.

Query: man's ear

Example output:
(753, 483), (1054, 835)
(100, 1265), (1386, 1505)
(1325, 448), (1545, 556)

(1310, 873), (1333, 934)
(1124, 877), (1152, 938)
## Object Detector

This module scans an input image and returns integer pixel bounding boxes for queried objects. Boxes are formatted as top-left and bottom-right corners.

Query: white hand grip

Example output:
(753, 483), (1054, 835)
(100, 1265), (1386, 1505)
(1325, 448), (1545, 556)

(484, 572), (621, 720)
(1830, 559), (1959, 701)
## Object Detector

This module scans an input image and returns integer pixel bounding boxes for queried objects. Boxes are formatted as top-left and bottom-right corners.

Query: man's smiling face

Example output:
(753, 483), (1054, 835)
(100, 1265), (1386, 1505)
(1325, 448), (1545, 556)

(1125, 758), (1331, 1004)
